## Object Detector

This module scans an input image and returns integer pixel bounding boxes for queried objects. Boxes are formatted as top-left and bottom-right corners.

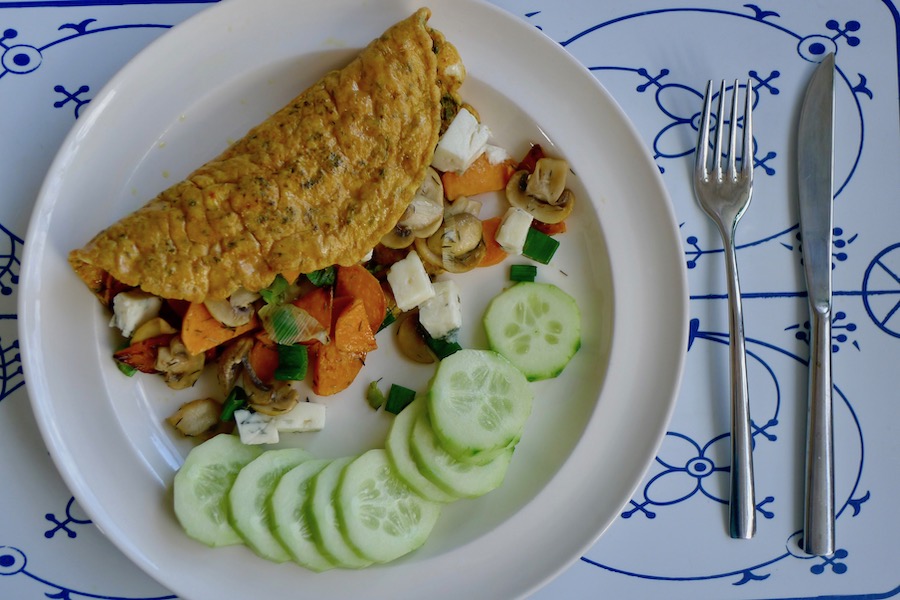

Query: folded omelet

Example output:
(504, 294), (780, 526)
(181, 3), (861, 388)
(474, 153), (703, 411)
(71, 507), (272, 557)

(70, 8), (464, 303)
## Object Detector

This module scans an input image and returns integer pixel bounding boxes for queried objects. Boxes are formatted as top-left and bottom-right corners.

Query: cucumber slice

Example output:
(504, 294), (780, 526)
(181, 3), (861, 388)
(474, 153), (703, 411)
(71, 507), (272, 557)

(385, 398), (456, 503)
(228, 447), (312, 563)
(336, 449), (441, 564)
(307, 456), (373, 569)
(483, 282), (581, 381)
(427, 349), (532, 464)
(409, 409), (514, 499)
(173, 434), (263, 547)
(269, 458), (335, 572)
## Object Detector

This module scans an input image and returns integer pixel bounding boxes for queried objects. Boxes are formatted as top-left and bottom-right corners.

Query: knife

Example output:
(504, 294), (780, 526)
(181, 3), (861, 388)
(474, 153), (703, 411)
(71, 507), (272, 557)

(797, 52), (835, 557)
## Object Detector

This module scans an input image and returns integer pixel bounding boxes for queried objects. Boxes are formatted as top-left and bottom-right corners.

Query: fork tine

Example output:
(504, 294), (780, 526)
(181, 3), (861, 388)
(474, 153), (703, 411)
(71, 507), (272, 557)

(727, 79), (740, 180)
(713, 80), (726, 181)
(741, 79), (753, 181)
(696, 82), (712, 177)
(695, 80), (713, 182)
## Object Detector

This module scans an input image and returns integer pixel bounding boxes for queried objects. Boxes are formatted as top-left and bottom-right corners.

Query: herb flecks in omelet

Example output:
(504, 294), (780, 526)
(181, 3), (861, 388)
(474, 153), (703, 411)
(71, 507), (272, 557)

(69, 8), (464, 304)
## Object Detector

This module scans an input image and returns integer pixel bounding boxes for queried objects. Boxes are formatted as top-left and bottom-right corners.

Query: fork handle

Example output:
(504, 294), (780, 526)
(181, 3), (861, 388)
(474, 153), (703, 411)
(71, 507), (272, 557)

(723, 233), (756, 539)
(803, 308), (835, 556)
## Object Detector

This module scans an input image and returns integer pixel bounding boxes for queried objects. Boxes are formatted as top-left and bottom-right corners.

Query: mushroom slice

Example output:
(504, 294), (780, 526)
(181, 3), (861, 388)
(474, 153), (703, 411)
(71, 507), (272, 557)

(217, 336), (253, 393)
(381, 167), (445, 248)
(439, 212), (486, 273)
(156, 336), (205, 390)
(247, 380), (301, 416)
(166, 397), (220, 437)
(415, 236), (445, 271)
(204, 288), (260, 327)
(395, 310), (435, 364)
(525, 158), (569, 204)
(505, 169), (576, 225)
(445, 196), (482, 218)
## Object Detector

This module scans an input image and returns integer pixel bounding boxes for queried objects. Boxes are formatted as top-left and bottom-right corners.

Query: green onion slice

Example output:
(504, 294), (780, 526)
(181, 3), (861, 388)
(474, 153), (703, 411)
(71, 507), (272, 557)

(522, 228), (560, 265)
(260, 274), (290, 305)
(421, 328), (462, 360)
(306, 266), (336, 287)
(115, 360), (137, 377)
(385, 384), (417, 414)
(509, 264), (538, 282)
(221, 386), (248, 422)
(377, 309), (397, 332)
(274, 344), (308, 381)
(259, 303), (329, 346)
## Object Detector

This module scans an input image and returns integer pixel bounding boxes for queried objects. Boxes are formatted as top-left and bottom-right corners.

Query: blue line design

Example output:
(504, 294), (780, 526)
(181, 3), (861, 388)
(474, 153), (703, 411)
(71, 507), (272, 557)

(1, 546), (177, 599)
(0, 0), (216, 8)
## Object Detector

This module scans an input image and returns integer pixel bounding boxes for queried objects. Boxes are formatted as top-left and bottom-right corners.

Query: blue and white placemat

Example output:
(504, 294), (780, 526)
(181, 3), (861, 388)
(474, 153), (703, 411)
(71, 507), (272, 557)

(2, 1), (898, 598)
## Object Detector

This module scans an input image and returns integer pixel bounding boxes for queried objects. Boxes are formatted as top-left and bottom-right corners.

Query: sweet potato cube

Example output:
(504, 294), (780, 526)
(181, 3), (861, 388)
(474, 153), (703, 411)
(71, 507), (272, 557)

(181, 302), (258, 356)
(332, 297), (377, 353)
(335, 265), (386, 333)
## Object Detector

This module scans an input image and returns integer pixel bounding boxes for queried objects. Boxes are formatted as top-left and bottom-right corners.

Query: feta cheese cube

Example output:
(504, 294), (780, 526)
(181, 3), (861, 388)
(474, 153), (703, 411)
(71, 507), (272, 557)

(387, 251), (435, 311)
(495, 207), (534, 255)
(418, 280), (462, 340)
(484, 144), (512, 165)
(274, 401), (326, 433)
(234, 409), (279, 445)
(431, 108), (491, 174)
(110, 290), (162, 338)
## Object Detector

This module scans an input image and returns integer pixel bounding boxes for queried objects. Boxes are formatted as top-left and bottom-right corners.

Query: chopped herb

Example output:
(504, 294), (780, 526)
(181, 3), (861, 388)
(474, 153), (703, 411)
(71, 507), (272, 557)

(260, 274), (290, 305)
(522, 227), (560, 265)
(115, 359), (137, 377)
(274, 344), (308, 381)
(509, 264), (538, 282)
(220, 386), (248, 422)
(114, 342), (136, 376)
(422, 330), (462, 360)
(306, 266), (336, 287)
(385, 384), (417, 414)
(377, 309), (397, 332)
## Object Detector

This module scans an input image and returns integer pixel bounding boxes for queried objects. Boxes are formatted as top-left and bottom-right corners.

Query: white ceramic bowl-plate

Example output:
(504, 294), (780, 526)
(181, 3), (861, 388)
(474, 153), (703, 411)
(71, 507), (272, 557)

(19, 1), (689, 598)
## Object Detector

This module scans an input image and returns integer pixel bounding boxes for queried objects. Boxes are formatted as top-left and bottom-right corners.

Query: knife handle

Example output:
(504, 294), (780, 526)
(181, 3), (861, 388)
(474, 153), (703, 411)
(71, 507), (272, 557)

(803, 307), (835, 556)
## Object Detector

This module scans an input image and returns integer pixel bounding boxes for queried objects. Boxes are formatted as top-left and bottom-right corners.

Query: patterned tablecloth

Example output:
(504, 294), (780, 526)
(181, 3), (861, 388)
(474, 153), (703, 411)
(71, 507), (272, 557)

(1, 1), (898, 598)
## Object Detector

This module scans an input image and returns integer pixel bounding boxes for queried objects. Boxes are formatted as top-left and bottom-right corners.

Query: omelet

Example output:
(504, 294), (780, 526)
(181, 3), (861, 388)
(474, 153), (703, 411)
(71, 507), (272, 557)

(69, 8), (464, 303)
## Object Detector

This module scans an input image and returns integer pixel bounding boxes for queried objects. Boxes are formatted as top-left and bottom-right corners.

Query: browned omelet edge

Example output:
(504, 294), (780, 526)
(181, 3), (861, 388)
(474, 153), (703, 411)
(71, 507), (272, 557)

(69, 8), (464, 305)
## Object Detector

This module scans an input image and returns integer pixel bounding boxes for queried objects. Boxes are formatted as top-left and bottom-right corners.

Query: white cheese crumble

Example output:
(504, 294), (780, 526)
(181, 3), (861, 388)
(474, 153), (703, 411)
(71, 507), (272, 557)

(387, 251), (435, 311)
(431, 108), (491, 174)
(109, 290), (162, 338)
(418, 279), (462, 340)
(495, 207), (534, 256)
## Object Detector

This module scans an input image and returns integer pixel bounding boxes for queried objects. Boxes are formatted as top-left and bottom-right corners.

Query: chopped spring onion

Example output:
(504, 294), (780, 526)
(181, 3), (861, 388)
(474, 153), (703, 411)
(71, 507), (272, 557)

(421, 328), (462, 360)
(509, 264), (538, 282)
(114, 342), (137, 376)
(274, 344), (308, 381)
(220, 386), (248, 422)
(522, 227), (560, 264)
(385, 384), (417, 414)
(115, 359), (137, 377)
(306, 266), (336, 287)
(378, 309), (397, 332)
(367, 380), (386, 410)
(260, 274), (290, 305)
(259, 303), (329, 346)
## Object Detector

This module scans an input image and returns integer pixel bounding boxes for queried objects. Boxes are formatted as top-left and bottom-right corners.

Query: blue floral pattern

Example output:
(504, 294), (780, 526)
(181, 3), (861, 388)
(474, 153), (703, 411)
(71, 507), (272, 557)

(1, 1), (898, 599)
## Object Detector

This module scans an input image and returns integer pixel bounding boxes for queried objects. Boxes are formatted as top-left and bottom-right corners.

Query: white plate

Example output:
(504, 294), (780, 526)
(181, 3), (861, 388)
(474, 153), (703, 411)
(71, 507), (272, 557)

(19, 0), (688, 598)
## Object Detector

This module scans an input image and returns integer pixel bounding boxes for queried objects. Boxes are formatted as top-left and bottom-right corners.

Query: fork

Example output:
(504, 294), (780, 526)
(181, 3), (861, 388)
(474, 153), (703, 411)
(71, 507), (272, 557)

(693, 80), (756, 540)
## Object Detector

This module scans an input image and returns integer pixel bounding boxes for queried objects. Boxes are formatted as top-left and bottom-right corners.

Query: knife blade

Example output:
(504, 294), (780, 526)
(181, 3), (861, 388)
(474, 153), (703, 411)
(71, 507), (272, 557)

(797, 52), (835, 557)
